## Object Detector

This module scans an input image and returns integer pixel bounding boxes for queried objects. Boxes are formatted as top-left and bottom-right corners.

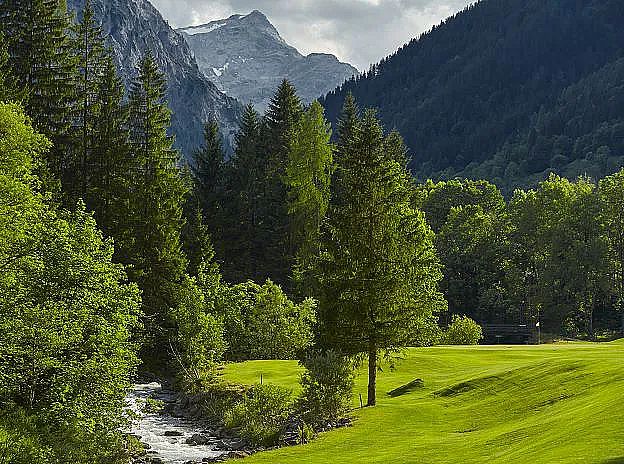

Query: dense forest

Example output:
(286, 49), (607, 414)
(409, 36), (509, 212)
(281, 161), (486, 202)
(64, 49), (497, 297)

(321, 0), (624, 193)
(1, 0), (624, 462)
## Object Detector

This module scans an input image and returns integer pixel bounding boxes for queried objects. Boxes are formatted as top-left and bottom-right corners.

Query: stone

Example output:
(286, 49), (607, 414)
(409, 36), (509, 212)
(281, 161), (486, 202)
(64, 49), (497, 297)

(164, 430), (183, 437)
(186, 433), (211, 446)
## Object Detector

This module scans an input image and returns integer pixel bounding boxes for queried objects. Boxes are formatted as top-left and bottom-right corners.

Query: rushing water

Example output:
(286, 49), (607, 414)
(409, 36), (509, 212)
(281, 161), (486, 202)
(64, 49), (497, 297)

(127, 382), (229, 464)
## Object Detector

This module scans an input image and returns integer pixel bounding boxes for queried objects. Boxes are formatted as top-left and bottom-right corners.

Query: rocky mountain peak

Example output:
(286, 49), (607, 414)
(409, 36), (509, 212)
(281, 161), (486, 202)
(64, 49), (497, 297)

(67, 0), (242, 158)
(178, 10), (358, 112)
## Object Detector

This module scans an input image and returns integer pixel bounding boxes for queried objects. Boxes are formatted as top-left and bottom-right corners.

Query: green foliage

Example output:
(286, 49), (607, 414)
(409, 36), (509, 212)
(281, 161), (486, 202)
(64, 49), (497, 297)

(0, 103), (140, 463)
(124, 52), (189, 356)
(300, 351), (355, 425)
(507, 174), (610, 336)
(436, 204), (510, 323)
(217, 280), (316, 361)
(317, 99), (446, 406)
(599, 170), (624, 334)
(441, 316), (483, 345)
(285, 100), (333, 294)
(171, 275), (226, 390)
(224, 384), (294, 447)
(0, 0), (78, 183)
(68, 0), (110, 204)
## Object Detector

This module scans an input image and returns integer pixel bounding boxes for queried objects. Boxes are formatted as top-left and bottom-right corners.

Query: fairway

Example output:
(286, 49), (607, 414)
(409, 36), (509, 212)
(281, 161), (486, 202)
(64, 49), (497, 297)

(223, 341), (624, 464)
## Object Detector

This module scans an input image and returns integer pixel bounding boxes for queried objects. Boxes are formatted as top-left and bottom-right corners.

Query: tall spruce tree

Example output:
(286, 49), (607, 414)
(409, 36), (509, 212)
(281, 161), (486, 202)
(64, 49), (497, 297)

(285, 100), (333, 294)
(88, 55), (132, 236)
(71, 0), (108, 202)
(262, 79), (303, 288)
(316, 104), (445, 406)
(0, 0), (77, 184)
(0, 34), (20, 101)
(224, 103), (265, 283)
(191, 117), (225, 236)
(126, 52), (188, 356)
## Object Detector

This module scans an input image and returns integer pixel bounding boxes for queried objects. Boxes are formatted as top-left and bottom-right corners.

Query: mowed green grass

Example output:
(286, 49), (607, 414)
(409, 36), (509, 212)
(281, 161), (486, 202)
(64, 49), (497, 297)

(223, 340), (624, 464)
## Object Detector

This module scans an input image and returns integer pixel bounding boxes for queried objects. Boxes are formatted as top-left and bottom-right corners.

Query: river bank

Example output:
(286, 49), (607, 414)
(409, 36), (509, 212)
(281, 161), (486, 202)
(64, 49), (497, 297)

(127, 382), (252, 464)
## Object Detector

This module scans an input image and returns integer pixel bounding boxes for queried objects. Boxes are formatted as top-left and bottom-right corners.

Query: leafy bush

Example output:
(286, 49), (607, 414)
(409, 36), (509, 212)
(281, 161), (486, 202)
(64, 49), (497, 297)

(442, 315), (483, 345)
(216, 279), (316, 360)
(299, 351), (355, 426)
(172, 276), (226, 392)
(0, 103), (140, 463)
(223, 384), (294, 446)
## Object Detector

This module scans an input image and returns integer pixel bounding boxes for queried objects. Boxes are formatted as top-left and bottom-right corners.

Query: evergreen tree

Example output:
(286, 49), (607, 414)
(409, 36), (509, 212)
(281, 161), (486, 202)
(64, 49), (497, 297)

(0, 0), (77, 184)
(224, 103), (265, 282)
(316, 105), (445, 407)
(88, 55), (131, 237)
(191, 117), (225, 236)
(125, 52), (189, 356)
(262, 79), (303, 288)
(0, 34), (20, 101)
(285, 100), (333, 294)
(71, 0), (108, 202)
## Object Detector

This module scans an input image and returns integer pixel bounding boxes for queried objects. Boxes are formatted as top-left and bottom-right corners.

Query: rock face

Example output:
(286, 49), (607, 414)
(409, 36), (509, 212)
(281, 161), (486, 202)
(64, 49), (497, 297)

(178, 11), (359, 112)
(67, 0), (242, 158)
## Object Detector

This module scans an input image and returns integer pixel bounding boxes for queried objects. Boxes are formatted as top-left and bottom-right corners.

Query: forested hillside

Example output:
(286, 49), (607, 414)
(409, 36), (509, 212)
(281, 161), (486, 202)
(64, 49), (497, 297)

(321, 0), (624, 192)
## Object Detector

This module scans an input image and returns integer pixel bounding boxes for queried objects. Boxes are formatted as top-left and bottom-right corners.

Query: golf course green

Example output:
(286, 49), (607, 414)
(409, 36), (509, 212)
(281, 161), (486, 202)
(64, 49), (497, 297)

(223, 340), (624, 464)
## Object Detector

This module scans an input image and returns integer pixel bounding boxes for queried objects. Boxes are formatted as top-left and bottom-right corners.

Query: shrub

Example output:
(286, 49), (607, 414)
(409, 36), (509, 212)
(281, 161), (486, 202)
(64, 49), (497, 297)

(216, 279), (316, 360)
(223, 384), (294, 447)
(300, 350), (355, 426)
(442, 315), (483, 345)
(172, 276), (226, 392)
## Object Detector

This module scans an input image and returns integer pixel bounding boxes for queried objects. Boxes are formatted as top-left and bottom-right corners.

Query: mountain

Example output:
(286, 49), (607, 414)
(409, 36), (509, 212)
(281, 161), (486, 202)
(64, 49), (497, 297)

(320, 0), (624, 193)
(67, 0), (243, 158)
(178, 11), (358, 112)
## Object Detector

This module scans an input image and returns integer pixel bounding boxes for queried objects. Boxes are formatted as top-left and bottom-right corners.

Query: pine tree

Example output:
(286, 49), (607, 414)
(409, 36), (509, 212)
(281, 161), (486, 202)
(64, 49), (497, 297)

(262, 80), (303, 288)
(71, 0), (109, 202)
(316, 104), (445, 407)
(285, 101), (333, 295)
(0, 0), (78, 184)
(125, 52), (189, 356)
(191, 117), (225, 235)
(223, 103), (265, 282)
(0, 34), (20, 101)
(88, 55), (131, 236)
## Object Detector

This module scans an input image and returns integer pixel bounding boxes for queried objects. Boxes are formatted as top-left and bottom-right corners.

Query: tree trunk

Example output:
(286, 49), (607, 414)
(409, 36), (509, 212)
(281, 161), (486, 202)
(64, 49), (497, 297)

(367, 343), (377, 407)
(620, 307), (624, 336)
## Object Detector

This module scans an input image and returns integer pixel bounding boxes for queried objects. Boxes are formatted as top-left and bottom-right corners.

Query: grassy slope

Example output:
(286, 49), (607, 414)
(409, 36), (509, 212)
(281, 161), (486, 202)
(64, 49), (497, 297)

(223, 341), (624, 464)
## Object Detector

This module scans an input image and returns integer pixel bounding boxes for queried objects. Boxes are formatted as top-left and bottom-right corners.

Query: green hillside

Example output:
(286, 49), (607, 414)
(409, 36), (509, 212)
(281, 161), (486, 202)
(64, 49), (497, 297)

(224, 342), (624, 464)
(321, 0), (624, 193)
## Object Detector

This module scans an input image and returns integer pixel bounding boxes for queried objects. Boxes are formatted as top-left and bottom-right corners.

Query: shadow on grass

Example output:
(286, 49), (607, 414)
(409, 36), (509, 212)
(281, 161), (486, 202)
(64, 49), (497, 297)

(602, 458), (624, 464)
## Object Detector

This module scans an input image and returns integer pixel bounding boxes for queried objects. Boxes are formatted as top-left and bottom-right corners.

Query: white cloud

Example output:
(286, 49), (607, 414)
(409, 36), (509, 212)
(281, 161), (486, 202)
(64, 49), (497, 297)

(150, 0), (472, 70)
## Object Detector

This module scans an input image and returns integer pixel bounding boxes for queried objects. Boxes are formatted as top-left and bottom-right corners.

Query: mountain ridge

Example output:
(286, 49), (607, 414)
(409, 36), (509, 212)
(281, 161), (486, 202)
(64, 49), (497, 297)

(178, 10), (358, 112)
(67, 0), (243, 158)
(320, 0), (624, 192)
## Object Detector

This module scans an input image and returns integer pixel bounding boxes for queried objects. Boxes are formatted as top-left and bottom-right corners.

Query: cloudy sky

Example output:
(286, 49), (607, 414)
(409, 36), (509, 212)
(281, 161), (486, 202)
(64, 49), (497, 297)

(151, 0), (473, 70)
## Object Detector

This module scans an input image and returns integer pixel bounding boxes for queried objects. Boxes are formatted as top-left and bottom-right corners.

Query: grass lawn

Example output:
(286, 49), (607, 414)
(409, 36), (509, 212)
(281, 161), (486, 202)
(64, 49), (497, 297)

(223, 340), (624, 464)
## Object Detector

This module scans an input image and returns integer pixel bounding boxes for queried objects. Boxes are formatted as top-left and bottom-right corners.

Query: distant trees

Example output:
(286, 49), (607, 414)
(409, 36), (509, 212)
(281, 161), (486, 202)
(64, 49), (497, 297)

(320, 0), (624, 193)
(599, 171), (624, 334)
